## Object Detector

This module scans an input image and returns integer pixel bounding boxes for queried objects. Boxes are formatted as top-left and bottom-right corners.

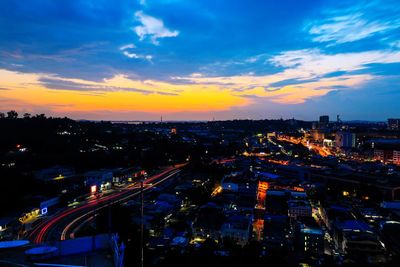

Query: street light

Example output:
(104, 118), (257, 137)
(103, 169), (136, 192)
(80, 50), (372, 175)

(140, 172), (148, 267)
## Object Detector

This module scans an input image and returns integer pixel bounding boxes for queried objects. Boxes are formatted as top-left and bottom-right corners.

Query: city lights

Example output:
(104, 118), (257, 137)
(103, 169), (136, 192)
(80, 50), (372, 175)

(1, 0), (399, 265)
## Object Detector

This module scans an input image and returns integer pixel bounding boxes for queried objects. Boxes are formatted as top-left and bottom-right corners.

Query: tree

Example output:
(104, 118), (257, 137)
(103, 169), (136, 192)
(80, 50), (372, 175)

(7, 110), (18, 119)
(0, 112), (5, 119)
(23, 113), (31, 119)
(34, 113), (46, 119)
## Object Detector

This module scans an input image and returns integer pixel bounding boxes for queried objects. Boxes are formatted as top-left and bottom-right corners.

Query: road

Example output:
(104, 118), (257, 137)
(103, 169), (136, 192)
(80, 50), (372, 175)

(28, 166), (184, 244)
(277, 136), (332, 157)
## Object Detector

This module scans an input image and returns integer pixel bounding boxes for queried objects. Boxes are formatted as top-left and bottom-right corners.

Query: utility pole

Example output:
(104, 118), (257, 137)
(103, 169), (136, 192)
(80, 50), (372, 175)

(140, 178), (144, 267)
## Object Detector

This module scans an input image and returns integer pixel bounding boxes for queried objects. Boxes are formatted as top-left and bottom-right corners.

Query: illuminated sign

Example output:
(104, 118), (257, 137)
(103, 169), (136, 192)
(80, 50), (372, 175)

(41, 207), (48, 215)
(91, 185), (97, 194)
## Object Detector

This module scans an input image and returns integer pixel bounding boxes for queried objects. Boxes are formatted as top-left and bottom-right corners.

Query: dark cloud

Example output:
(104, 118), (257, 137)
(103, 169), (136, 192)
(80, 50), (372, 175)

(39, 77), (179, 96)
(270, 78), (319, 87)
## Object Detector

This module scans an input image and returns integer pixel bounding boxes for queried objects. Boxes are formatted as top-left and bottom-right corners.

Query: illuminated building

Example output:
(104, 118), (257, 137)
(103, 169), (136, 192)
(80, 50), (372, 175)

(323, 138), (334, 147)
(253, 180), (268, 240)
(370, 139), (400, 163)
(335, 131), (356, 148)
(299, 227), (324, 254)
(112, 167), (144, 184)
(374, 149), (393, 163)
(84, 170), (113, 192)
(310, 129), (325, 142)
(288, 200), (312, 219)
(311, 116), (330, 141)
(393, 150), (400, 165)
(255, 180), (268, 211)
(294, 217), (324, 255)
(0, 218), (12, 238)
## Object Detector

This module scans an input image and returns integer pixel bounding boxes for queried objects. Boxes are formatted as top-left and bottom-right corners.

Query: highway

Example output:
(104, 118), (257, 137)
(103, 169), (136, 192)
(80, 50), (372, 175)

(277, 136), (332, 157)
(28, 166), (184, 244)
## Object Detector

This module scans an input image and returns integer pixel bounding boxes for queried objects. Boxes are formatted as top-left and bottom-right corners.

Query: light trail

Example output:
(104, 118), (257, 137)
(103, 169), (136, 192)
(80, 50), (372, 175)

(60, 169), (181, 241)
(29, 166), (183, 243)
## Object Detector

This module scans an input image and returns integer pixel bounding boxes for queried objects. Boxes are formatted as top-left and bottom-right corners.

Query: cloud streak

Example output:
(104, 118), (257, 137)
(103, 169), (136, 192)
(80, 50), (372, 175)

(39, 76), (178, 96)
(119, 43), (152, 61)
(306, 1), (400, 45)
(307, 13), (399, 45)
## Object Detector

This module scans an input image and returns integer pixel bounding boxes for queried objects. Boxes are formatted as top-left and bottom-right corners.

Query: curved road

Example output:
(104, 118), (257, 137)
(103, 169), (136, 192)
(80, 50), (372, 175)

(28, 166), (183, 244)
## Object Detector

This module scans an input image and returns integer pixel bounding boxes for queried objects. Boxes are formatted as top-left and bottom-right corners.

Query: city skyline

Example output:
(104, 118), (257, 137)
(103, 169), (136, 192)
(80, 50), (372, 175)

(1, 0), (400, 121)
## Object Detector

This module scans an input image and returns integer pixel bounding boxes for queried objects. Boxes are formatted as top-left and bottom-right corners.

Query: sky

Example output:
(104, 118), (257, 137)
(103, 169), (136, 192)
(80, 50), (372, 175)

(0, 0), (399, 121)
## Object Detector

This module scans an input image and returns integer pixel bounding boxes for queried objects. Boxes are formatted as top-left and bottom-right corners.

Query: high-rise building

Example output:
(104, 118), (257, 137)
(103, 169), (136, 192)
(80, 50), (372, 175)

(316, 115), (330, 130)
(319, 115), (329, 125)
(335, 131), (356, 148)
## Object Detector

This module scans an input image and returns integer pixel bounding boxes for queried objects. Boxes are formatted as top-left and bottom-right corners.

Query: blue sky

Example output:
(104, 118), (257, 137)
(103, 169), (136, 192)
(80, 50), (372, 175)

(0, 0), (399, 120)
